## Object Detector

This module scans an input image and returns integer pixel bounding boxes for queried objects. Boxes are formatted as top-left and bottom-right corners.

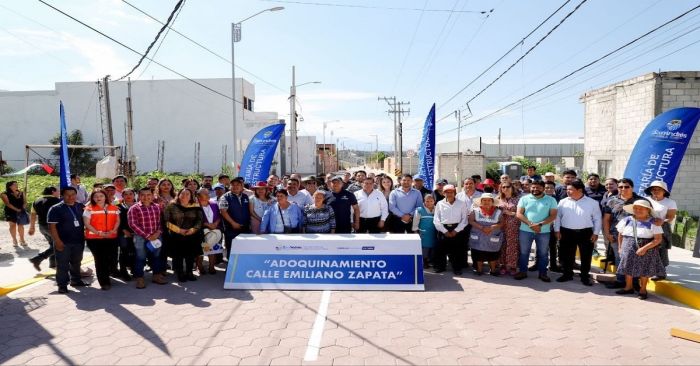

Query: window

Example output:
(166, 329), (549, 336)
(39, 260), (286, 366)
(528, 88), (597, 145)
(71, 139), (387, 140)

(597, 160), (612, 179)
(242, 97), (254, 111)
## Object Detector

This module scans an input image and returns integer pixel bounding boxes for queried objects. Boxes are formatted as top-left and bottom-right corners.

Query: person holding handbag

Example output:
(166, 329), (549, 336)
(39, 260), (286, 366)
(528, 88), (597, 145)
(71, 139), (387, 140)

(260, 189), (302, 234)
(2, 181), (29, 246)
(164, 188), (203, 283)
(615, 200), (665, 300)
(83, 190), (120, 290)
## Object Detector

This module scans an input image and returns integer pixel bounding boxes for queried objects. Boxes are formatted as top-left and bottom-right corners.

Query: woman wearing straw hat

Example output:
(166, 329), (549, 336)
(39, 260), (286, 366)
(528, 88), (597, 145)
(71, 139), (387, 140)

(249, 181), (275, 235)
(468, 193), (504, 276)
(615, 200), (665, 300)
(644, 180), (677, 281)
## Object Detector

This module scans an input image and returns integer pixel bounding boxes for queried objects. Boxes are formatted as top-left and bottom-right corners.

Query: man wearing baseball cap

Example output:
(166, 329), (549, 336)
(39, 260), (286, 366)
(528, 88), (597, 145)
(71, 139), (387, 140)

(432, 178), (448, 203)
(412, 175), (431, 196)
(432, 184), (469, 275)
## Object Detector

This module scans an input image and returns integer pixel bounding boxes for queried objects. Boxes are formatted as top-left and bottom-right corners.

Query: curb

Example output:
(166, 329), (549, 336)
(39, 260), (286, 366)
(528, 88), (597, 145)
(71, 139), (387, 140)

(592, 256), (700, 310)
(0, 256), (95, 297)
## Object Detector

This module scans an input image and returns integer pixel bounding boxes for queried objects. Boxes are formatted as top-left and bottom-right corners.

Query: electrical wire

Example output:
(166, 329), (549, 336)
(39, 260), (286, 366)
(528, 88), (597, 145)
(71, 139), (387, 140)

(437, 0), (573, 110)
(37, 0), (242, 105)
(461, 0), (588, 107)
(259, 0), (490, 13)
(116, 0), (184, 81)
(437, 2), (700, 136)
(121, 0), (286, 92)
(136, 0), (186, 79)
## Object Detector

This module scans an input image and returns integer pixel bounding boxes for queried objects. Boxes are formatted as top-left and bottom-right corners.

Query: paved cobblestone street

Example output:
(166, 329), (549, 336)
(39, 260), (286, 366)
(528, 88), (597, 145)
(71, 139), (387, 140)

(2, 262), (700, 365)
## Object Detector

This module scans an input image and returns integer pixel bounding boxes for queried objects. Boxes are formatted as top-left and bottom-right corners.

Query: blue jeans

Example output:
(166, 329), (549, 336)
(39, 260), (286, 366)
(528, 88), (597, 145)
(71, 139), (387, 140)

(55, 241), (84, 287)
(518, 230), (550, 275)
(133, 235), (164, 278)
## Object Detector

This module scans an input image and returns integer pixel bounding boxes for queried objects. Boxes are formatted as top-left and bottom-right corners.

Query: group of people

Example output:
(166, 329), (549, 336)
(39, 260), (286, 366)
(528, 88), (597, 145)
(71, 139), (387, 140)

(2, 166), (676, 299)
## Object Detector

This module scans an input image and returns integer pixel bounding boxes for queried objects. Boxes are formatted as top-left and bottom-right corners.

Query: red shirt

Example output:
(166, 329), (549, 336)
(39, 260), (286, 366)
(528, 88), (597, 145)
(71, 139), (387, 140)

(127, 202), (161, 238)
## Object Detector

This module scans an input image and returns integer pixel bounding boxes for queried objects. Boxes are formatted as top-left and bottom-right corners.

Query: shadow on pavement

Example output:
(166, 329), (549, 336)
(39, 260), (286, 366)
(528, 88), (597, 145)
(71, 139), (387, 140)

(423, 271), (464, 292)
(0, 296), (76, 365)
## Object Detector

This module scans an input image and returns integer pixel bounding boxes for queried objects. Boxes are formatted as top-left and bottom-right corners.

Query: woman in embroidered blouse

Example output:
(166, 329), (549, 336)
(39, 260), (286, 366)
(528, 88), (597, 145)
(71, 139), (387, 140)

(468, 193), (504, 276)
(164, 188), (203, 283)
(196, 188), (220, 275)
(155, 178), (176, 209)
(497, 183), (520, 275)
(303, 191), (336, 234)
(260, 189), (302, 234)
(249, 181), (274, 234)
(615, 200), (664, 300)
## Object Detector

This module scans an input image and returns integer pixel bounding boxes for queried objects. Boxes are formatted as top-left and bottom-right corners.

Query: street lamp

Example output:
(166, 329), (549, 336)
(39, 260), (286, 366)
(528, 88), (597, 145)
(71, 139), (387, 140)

(289, 68), (321, 173)
(231, 6), (284, 173)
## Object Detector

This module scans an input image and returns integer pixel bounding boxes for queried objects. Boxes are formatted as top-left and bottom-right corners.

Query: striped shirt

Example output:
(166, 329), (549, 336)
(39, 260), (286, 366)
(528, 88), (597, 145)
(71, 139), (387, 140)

(303, 205), (336, 233)
(127, 202), (162, 238)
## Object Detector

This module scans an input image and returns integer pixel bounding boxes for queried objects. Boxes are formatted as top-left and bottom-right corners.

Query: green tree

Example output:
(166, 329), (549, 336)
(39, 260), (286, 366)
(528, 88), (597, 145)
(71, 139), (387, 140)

(49, 129), (99, 175)
(370, 151), (387, 164)
(513, 157), (556, 177)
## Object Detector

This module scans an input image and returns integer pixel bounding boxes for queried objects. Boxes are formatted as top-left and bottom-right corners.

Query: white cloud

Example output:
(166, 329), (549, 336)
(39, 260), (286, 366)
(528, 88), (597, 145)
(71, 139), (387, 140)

(61, 32), (131, 80)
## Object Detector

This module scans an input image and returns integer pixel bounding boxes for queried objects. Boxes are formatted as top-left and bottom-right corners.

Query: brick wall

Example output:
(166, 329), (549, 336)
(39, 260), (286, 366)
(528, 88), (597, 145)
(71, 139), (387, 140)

(582, 71), (700, 216)
(436, 153), (485, 186)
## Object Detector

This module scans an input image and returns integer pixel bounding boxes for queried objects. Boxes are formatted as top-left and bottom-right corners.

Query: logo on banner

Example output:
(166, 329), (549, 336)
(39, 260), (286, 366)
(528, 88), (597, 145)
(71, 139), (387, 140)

(263, 130), (273, 138)
(652, 118), (688, 140)
(667, 119), (682, 131)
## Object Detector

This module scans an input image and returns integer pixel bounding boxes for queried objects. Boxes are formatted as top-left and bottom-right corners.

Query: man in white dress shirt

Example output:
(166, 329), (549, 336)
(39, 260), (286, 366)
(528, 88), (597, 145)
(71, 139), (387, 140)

(433, 185), (469, 275)
(554, 179), (602, 286)
(354, 177), (389, 233)
(286, 178), (313, 208)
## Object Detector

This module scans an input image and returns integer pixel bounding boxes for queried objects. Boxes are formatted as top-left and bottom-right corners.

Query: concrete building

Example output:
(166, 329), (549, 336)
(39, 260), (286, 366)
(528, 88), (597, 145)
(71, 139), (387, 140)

(0, 78), (296, 175)
(581, 71), (700, 215)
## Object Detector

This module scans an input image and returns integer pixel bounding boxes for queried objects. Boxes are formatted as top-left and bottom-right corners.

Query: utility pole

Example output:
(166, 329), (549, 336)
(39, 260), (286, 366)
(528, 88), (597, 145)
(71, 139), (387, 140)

(194, 142), (200, 174)
(97, 76), (114, 156)
(455, 109), (462, 183)
(157, 140), (165, 172)
(289, 65), (297, 173)
(378, 96), (409, 174)
(369, 134), (378, 168)
(125, 78), (136, 178)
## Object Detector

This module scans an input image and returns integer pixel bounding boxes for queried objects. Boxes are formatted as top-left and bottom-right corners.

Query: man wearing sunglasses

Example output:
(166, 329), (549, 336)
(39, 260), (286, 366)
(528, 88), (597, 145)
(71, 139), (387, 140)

(602, 178), (649, 289)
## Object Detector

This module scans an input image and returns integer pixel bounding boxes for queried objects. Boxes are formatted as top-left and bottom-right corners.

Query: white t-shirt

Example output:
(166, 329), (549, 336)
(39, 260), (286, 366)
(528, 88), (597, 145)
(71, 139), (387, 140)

(615, 216), (663, 239)
(650, 197), (677, 221)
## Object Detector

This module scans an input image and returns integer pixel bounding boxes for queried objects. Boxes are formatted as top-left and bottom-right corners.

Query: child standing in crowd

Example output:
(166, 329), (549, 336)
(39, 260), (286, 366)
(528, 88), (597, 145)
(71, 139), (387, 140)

(413, 194), (437, 269)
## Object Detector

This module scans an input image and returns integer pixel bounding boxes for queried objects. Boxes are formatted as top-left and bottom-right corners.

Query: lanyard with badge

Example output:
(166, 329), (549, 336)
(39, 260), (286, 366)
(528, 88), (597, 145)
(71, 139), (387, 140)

(65, 204), (80, 227)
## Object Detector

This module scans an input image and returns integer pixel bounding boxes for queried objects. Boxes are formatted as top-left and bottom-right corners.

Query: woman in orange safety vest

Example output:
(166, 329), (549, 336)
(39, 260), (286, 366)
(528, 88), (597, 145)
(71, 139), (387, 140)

(83, 190), (120, 290)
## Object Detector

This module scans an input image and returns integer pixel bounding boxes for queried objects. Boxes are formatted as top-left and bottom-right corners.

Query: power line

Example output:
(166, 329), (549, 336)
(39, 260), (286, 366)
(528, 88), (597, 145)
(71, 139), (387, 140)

(121, 0), (286, 92)
(259, 0), (490, 13)
(136, 0), (186, 79)
(437, 2), (700, 136)
(462, 0), (588, 106)
(116, 0), (185, 81)
(437, 0), (573, 110)
(37, 0), (241, 104)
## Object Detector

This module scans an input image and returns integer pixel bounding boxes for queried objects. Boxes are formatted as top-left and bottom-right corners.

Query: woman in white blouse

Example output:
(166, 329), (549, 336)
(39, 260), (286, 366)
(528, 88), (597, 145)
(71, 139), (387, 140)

(644, 180), (677, 281)
(615, 200), (665, 300)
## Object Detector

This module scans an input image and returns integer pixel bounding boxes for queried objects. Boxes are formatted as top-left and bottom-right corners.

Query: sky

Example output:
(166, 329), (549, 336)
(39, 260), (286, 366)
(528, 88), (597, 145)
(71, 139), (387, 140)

(2, 0), (700, 153)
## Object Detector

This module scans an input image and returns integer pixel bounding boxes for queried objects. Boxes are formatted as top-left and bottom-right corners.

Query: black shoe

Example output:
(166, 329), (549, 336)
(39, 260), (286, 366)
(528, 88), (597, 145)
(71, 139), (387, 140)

(549, 265), (563, 273)
(514, 272), (527, 280)
(581, 278), (593, 286)
(29, 258), (42, 272)
(528, 264), (538, 272)
(186, 273), (197, 281)
(605, 282), (625, 289)
(556, 276), (573, 283)
(615, 288), (635, 295)
(472, 269), (483, 276)
(69, 280), (89, 287)
(539, 274), (551, 283)
(120, 270), (132, 282)
(433, 268), (445, 273)
(177, 275), (187, 283)
(58, 286), (68, 294)
(490, 271), (500, 277)
(100, 284), (111, 291)
(638, 292), (648, 300)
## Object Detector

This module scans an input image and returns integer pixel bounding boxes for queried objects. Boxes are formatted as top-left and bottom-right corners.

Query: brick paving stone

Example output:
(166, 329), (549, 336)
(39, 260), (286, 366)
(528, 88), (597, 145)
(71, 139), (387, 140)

(208, 355), (243, 365)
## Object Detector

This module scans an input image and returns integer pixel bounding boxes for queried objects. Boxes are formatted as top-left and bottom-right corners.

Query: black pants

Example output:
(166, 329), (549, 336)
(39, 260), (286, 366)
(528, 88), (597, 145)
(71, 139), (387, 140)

(391, 215), (413, 233)
(434, 225), (465, 272)
(224, 228), (249, 260)
(86, 238), (117, 287)
(118, 235), (135, 273)
(559, 227), (593, 280)
(31, 225), (56, 268)
(172, 255), (194, 276)
(358, 217), (381, 233)
(549, 230), (560, 268)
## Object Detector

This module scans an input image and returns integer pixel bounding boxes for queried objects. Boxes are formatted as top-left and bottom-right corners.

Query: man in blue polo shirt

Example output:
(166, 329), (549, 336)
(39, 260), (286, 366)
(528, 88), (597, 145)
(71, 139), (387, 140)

(218, 177), (251, 259)
(47, 186), (87, 293)
(389, 174), (424, 233)
(327, 176), (360, 233)
(515, 180), (558, 282)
